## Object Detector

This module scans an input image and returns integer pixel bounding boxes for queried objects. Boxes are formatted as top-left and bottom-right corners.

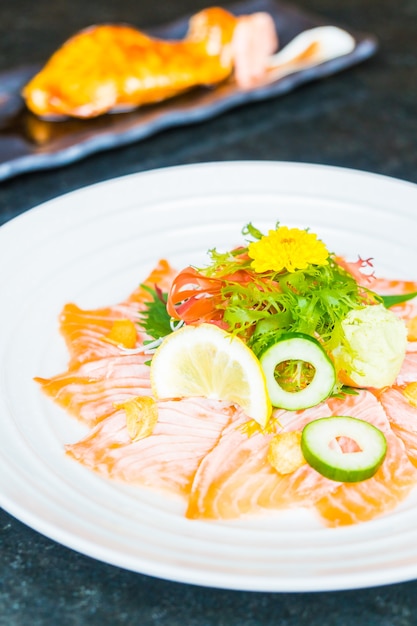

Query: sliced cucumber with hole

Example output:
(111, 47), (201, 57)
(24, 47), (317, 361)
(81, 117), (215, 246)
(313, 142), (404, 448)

(301, 416), (387, 482)
(259, 332), (336, 410)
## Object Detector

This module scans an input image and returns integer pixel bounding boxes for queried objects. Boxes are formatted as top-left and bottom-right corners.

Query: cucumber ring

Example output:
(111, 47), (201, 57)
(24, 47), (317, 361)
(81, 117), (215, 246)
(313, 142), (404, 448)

(301, 416), (387, 482)
(259, 332), (336, 410)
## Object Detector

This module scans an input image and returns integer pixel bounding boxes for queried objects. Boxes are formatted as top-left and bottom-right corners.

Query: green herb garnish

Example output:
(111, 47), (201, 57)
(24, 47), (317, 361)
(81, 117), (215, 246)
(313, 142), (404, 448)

(138, 284), (172, 341)
(380, 291), (417, 308)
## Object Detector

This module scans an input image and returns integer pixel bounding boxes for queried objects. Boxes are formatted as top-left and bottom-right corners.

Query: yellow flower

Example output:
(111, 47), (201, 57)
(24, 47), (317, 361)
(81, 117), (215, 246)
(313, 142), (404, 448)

(248, 226), (329, 273)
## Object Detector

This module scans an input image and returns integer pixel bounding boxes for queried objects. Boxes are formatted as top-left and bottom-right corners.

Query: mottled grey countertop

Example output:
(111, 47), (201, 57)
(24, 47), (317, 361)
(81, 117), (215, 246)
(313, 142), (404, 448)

(1, 0), (417, 623)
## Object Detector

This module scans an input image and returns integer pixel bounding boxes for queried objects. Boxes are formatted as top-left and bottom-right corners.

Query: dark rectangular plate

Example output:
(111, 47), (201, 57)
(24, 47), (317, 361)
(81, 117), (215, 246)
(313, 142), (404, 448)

(0, 0), (377, 181)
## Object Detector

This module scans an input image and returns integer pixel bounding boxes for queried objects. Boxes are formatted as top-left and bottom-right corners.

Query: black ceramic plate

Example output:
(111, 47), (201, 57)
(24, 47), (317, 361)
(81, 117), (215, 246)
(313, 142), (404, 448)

(0, 0), (377, 181)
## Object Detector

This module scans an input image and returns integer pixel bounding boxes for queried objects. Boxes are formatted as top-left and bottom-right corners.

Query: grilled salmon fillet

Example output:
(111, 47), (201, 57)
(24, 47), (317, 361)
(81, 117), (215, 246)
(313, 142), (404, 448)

(22, 7), (278, 119)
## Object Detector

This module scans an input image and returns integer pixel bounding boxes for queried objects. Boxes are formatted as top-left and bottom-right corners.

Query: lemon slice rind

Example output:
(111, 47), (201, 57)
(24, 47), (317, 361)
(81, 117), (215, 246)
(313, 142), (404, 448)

(150, 323), (271, 427)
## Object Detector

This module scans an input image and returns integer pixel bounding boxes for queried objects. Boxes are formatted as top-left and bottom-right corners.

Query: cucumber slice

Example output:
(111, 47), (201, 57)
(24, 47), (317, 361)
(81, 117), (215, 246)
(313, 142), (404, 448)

(259, 332), (336, 410)
(301, 416), (387, 482)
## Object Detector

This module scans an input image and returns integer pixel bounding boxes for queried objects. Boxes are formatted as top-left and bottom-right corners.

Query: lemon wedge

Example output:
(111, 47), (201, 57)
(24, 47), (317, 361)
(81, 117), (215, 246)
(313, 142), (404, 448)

(150, 323), (271, 427)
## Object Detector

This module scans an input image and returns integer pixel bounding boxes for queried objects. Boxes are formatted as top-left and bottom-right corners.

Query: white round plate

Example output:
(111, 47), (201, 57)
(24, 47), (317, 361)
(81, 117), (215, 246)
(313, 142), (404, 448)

(1, 161), (417, 592)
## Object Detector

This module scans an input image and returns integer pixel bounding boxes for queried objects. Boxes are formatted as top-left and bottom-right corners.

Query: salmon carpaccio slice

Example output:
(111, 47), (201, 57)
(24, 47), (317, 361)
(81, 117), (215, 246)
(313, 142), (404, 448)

(35, 260), (176, 426)
(35, 353), (152, 426)
(396, 342), (417, 385)
(186, 391), (417, 525)
(377, 387), (417, 467)
(186, 403), (342, 521)
(336, 257), (417, 298)
(315, 392), (417, 526)
(60, 259), (177, 366)
(66, 398), (239, 497)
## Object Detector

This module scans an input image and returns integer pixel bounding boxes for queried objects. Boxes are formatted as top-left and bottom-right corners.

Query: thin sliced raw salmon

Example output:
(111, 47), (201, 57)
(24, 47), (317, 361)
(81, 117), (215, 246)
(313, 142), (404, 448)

(396, 345), (417, 385)
(66, 398), (237, 496)
(378, 387), (417, 467)
(186, 404), (338, 520)
(58, 303), (146, 365)
(35, 353), (152, 426)
(60, 259), (176, 365)
(315, 391), (417, 526)
(35, 260), (176, 425)
(370, 277), (417, 296)
(336, 257), (417, 295)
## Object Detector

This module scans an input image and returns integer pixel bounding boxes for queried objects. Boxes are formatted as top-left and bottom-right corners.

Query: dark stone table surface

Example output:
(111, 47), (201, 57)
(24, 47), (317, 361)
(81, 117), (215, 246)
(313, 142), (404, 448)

(1, 0), (417, 624)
